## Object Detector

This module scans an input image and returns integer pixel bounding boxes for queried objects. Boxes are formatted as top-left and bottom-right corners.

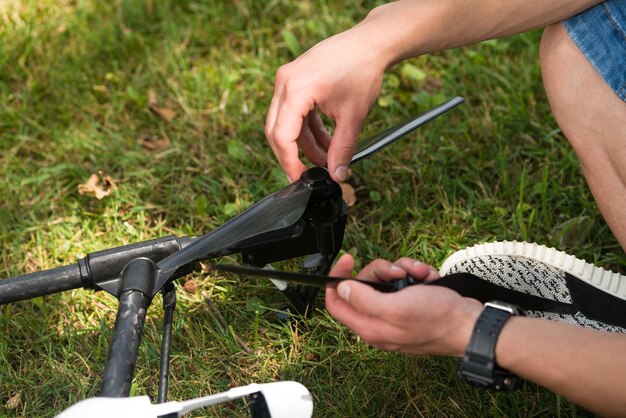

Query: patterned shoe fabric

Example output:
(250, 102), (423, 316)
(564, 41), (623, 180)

(439, 241), (626, 333)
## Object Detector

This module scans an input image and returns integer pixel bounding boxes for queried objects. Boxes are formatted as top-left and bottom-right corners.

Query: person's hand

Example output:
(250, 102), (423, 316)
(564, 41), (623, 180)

(265, 21), (391, 183)
(325, 254), (483, 356)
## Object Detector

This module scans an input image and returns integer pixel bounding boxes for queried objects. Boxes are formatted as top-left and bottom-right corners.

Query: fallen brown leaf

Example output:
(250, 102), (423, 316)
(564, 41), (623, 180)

(183, 279), (197, 294)
(423, 76), (444, 93)
(78, 172), (117, 200)
(147, 88), (158, 107)
(5, 392), (21, 410)
(152, 106), (176, 122)
(92, 84), (108, 93)
(340, 182), (356, 207)
(142, 136), (171, 151)
(148, 88), (177, 122)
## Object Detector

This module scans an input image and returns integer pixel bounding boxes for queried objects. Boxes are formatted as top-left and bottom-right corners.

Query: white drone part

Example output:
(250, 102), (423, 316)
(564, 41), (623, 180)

(246, 380), (313, 418)
(55, 381), (313, 418)
(55, 396), (155, 418)
(263, 264), (289, 291)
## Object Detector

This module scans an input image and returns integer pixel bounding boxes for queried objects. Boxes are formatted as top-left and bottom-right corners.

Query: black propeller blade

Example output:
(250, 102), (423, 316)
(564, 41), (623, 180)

(210, 263), (580, 315)
(210, 263), (399, 292)
(350, 96), (464, 165)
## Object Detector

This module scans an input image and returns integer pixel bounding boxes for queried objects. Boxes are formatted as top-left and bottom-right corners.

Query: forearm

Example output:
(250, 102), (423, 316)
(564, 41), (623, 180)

(354, 0), (602, 67)
(496, 317), (626, 417)
(326, 256), (626, 415)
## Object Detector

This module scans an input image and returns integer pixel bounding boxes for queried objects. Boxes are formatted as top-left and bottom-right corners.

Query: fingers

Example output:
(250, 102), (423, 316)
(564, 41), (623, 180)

(296, 111), (329, 167)
(355, 259), (410, 283)
(353, 257), (439, 283)
(307, 110), (331, 151)
(271, 105), (309, 182)
(326, 254), (353, 306)
(325, 279), (393, 336)
(326, 254), (357, 320)
(328, 257), (438, 322)
(268, 89), (368, 183)
(265, 69), (313, 182)
(331, 279), (402, 320)
(327, 111), (365, 182)
(392, 257), (440, 282)
(325, 256), (450, 354)
(424, 267), (440, 281)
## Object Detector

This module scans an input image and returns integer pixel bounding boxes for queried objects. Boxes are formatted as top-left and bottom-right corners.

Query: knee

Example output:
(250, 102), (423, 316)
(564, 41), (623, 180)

(540, 23), (626, 156)
(540, 23), (590, 151)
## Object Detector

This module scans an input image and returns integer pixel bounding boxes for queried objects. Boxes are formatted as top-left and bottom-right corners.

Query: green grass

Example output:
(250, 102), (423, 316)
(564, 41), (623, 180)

(0, 0), (620, 416)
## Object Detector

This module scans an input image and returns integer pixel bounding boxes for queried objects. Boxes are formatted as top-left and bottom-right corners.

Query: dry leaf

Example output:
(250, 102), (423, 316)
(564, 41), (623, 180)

(423, 76), (444, 93)
(183, 279), (197, 294)
(5, 392), (21, 410)
(147, 88), (158, 107)
(142, 136), (171, 151)
(78, 172), (117, 200)
(148, 88), (177, 122)
(152, 106), (177, 122)
(92, 84), (108, 93)
(340, 183), (356, 207)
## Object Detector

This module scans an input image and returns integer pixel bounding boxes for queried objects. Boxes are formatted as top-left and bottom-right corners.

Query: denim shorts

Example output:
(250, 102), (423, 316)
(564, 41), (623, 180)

(564, 1), (626, 101)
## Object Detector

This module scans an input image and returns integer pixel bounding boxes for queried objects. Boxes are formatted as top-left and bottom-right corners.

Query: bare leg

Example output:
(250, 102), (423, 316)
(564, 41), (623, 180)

(540, 23), (626, 252)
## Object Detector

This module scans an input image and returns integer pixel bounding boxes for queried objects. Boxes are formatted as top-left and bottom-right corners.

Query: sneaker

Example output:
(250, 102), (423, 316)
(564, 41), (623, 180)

(439, 241), (626, 333)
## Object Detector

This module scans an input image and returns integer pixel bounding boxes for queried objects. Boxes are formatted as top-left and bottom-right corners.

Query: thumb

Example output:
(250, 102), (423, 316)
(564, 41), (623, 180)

(325, 254), (355, 310)
(336, 279), (395, 318)
(329, 253), (354, 277)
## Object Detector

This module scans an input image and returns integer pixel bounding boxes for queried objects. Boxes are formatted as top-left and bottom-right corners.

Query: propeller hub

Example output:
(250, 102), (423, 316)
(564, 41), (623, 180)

(301, 167), (337, 200)
(300, 167), (343, 221)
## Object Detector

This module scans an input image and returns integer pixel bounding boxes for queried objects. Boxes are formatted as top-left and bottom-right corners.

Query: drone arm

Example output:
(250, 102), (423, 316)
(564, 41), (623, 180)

(0, 264), (83, 305)
(0, 235), (194, 305)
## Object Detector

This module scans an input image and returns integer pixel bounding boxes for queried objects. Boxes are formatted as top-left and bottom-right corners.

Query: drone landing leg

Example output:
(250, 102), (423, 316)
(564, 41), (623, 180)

(275, 252), (337, 319)
(157, 283), (176, 403)
(101, 258), (156, 397)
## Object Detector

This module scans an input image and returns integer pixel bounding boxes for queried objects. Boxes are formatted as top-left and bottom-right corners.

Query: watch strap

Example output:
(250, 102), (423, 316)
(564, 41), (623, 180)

(458, 304), (521, 391)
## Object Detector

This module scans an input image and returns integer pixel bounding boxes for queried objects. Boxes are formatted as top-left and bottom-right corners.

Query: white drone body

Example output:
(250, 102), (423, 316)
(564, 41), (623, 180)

(55, 381), (313, 418)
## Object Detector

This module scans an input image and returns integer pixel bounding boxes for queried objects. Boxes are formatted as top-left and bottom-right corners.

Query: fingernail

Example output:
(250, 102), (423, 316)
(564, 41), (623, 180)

(334, 165), (348, 182)
(338, 283), (351, 302)
(390, 265), (403, 271)
(412, 261), (426, 267)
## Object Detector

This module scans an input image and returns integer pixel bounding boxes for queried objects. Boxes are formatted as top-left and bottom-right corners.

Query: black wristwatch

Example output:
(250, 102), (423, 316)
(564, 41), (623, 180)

(458, 301), (524, 392)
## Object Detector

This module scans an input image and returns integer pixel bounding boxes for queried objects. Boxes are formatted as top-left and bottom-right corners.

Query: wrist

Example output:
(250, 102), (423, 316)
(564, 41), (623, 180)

(447, 299), (483, 357)
(493, 315), (527, 371)
(458, 301), (525, 391)
(358, 1), (454, 69)
(355, 3), (417, 70)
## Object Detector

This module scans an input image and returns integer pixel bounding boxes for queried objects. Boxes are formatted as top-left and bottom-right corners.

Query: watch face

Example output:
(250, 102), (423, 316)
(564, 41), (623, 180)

(484, 300), (523, 315)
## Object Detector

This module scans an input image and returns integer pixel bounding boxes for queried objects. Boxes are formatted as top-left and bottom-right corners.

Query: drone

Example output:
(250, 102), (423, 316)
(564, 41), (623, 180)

(57, 381), (313, 418)
(0, 97), (464, 416)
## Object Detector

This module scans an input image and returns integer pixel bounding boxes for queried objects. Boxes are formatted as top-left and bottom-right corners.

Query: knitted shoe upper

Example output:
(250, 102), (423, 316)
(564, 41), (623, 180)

(440, 242), (626, 333)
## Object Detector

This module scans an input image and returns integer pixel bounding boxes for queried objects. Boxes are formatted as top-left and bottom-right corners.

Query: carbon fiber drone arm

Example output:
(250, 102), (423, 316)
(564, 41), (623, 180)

(240, 170), (347, 267)
(240, 167), (347, 316)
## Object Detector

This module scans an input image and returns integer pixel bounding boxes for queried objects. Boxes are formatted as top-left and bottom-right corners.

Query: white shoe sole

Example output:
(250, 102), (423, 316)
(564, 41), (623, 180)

(439, 241), (626, 301)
